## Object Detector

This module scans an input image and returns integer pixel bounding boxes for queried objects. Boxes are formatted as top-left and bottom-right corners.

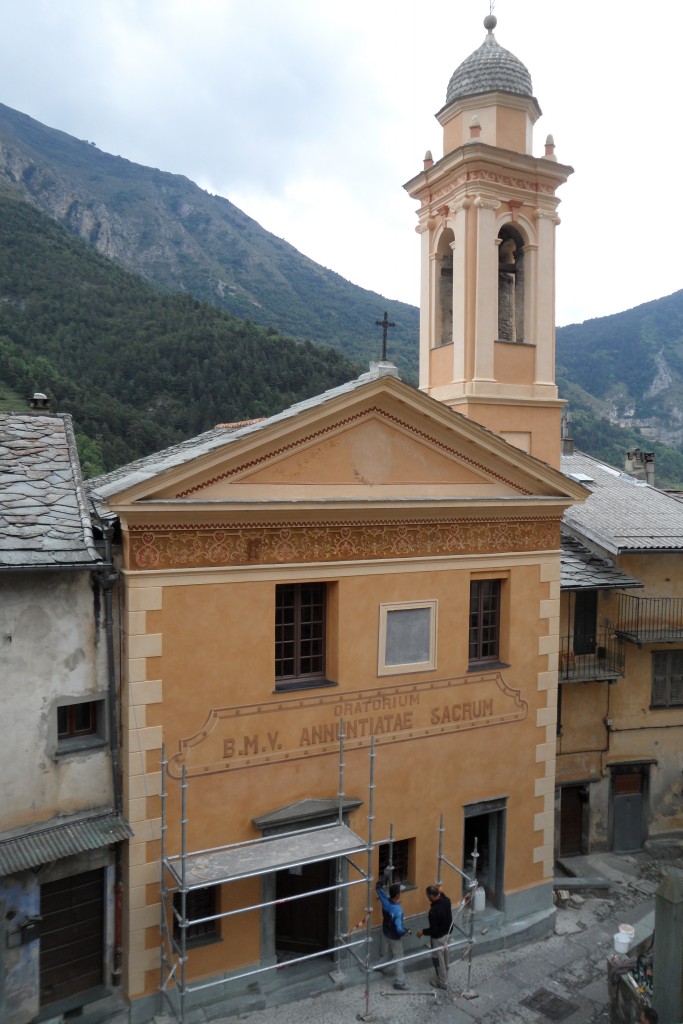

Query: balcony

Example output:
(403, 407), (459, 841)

(559, 628), (625, 682)
(615, 593), (683, 644)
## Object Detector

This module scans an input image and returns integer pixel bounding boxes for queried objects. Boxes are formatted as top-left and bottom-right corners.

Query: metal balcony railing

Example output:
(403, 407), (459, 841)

(615, 593), (683, 644)
(559, 628), (625, 682)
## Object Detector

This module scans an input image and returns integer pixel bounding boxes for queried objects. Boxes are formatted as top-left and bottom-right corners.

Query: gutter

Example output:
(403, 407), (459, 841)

(0, 562), (105, 573)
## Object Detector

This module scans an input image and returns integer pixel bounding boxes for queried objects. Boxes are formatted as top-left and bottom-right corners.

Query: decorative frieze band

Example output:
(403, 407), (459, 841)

(128, 516), (561, 570)
(426, 170), (555, 207)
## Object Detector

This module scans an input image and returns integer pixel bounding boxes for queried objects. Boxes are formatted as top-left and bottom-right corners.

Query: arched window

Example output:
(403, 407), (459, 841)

(497, 226), (525, 342)
(436, 229), (454, 345)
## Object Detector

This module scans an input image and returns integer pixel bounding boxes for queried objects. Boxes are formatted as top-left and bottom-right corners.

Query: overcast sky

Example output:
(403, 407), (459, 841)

(1, 0), (681, 327)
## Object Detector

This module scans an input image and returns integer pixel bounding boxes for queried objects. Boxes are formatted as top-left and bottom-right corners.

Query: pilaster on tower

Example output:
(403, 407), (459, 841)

(404, 15), (572, 470)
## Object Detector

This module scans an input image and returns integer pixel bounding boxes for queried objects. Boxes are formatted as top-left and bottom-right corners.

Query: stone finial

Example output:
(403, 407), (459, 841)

(484, 14), (497, 33)
(423, 150), (433, 169)
(469, 115), (481, 141)
(544, 134), (557, 161)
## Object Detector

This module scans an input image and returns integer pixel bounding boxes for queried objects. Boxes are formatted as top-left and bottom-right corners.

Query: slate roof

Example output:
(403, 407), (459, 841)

(445, 19), (534, 106)
(0, 412), (101, 569)
(560, 534), (642, 591)
(562, 451), (683, 555)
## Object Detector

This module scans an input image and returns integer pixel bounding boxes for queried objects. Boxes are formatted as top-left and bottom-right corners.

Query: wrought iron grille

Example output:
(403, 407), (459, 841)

(559, 627), (624, 682)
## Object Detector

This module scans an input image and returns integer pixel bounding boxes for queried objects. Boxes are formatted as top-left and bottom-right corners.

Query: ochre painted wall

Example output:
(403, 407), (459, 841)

(121, 544), (560, 998)
(557, 552), (683, 852)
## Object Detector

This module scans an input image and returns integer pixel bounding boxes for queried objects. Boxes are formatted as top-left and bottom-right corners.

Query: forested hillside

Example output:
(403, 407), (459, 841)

(0, 189), (360, 476)
(556, 290), (683, 487)
(0, 102), (419, 379)
(557, 291), (683, 446)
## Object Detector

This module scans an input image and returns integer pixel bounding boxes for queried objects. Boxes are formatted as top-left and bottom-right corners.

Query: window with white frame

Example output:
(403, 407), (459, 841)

(378, 600), (437, 676)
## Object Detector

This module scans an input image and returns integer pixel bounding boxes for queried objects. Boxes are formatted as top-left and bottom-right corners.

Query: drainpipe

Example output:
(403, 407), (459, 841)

(98, 522), (122, 815)
(94, 516), (124, 986)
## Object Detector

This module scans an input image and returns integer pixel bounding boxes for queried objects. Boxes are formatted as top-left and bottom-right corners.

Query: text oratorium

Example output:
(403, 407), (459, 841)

(170, 673), (527, 776)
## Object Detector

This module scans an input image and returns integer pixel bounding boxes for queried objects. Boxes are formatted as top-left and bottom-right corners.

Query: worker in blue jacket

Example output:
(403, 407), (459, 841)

(376, 878), (410, 989)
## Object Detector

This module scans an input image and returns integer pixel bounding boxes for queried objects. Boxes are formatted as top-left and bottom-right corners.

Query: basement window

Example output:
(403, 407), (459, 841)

(378, 838), (415, 888)
(173, 888), (220, 947)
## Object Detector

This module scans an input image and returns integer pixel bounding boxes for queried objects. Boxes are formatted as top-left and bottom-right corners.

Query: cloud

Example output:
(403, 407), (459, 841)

(1, 0), (683, 322)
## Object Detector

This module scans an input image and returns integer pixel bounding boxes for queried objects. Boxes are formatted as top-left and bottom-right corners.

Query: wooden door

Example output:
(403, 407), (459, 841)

(573, 591), (597, 655)
(275, 860), (331, 954)
(560, 786), (585, 856)
(40, 868), (104, 1007)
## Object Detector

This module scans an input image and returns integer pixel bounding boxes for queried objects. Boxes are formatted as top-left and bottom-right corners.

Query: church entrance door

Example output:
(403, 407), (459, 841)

(275, 859), (332, 956)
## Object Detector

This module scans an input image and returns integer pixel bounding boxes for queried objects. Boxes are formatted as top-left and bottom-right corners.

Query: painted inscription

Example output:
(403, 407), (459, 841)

(168, 673), (527, 778)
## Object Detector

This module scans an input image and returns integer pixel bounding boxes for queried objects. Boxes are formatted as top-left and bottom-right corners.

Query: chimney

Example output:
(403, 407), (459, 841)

(28, 392), (50, 413)
(625, 449), (655, 485)
(561, 412), (574, 456)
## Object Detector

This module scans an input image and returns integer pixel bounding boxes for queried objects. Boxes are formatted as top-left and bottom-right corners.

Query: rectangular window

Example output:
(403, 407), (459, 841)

(56, 698), (106, 753)
(58, 702), (98, 739)
(652, 651), (683, 708)
(275, 582), (326, 689)
(378, 601), (437, 676)
(378, 839), (414, 887)
(173, 888), (219, 946)
(469, 580), (501, 664)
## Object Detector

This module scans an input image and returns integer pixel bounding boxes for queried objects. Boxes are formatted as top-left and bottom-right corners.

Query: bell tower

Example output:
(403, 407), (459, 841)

(404, 15), (572, 469)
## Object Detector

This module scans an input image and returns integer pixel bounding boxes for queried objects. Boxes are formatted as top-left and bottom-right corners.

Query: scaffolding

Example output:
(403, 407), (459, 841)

(159, 728), (481, 1023)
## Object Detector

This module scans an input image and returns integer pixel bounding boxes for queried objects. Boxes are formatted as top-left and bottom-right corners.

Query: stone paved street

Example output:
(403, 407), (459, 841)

(194, 847), (681, 1024)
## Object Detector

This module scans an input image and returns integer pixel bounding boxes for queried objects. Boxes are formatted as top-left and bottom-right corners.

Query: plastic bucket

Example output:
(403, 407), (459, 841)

(619, 924), (635, 941)
(614, 932), (631, 955)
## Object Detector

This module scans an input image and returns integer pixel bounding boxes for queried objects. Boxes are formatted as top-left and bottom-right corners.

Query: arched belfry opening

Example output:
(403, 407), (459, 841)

(497, 225), (525, 343)
(436, 228), (454, 346)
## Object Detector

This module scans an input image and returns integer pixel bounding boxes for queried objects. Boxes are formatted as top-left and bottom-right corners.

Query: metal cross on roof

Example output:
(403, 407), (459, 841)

(375, 311), (396, 362)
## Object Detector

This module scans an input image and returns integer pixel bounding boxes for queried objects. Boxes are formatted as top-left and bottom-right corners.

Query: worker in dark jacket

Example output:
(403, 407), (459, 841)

(376, 879), (409, 989)
(417, 885), (452, 989)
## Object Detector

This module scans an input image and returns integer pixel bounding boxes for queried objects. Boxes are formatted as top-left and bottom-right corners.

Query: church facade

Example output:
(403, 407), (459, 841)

(88, 16), (583, 1017)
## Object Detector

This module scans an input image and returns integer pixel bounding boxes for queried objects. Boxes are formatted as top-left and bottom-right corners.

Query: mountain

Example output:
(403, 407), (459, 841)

(0, 102), (419, 380)
(556, 289), (683, 454)
(0, 187), (360, 476)
(2, 100), (683, 486)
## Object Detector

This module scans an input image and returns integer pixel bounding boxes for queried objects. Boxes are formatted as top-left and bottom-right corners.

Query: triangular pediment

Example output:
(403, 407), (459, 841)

(195, 413), (493, 497)
(95, 374), (586, 510)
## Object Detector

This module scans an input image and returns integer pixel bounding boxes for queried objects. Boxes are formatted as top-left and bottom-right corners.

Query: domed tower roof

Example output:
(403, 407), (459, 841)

(445, 15), (533, 105)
